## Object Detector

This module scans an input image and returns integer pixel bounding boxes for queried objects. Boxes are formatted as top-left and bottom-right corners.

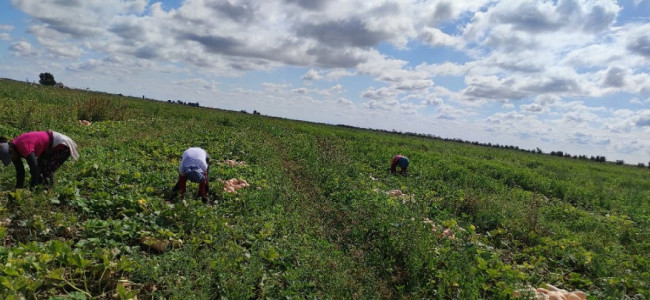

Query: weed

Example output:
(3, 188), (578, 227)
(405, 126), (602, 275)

(75, 97), (129, 122)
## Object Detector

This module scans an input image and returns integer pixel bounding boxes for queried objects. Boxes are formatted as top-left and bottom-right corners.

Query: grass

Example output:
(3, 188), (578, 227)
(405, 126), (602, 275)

(0, 78), (648, 299)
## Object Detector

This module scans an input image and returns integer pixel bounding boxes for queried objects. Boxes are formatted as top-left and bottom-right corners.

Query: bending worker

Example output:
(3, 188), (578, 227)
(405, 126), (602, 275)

(390, 154), (409, 175)
(170, 147), (211, 203)
(0, 130), (79, 188)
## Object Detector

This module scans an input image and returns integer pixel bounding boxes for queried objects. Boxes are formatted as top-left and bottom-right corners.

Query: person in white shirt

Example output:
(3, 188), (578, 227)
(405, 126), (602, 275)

(170, 147), (210, 203)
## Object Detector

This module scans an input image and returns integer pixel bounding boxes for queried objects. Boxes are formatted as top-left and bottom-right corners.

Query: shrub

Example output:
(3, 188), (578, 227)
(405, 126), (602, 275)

(76, 97), (129, 122)
(39, 72), (56, 86)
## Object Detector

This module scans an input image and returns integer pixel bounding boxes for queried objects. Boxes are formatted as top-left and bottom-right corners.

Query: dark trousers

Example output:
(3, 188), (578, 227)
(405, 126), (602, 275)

(37, 145), (70, 185)
(173, 172), (209, 197)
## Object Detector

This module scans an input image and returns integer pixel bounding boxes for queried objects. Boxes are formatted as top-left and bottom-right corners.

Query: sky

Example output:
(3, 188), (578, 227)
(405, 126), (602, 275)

(1, 0), (650, 164)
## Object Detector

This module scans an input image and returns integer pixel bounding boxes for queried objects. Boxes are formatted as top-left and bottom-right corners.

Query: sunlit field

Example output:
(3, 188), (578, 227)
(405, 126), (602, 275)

(1, 78), (648, 299)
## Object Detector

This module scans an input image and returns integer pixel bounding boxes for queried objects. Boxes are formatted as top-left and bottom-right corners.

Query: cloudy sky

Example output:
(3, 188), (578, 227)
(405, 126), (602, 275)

(1, 0), (650, 164)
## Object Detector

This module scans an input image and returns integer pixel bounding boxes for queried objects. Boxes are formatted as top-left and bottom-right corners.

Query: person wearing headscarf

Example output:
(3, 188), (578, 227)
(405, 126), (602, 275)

(0, 130), (79, 188)
(390, 155), (409, 175)
(170, 147), (211, 203)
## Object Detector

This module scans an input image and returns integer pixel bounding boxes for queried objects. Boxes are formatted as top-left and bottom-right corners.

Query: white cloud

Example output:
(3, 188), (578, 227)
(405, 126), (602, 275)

(631, 97), (650, 105)
(0, 24), (14, 31)
(635, 110), (650, 127)
(395, 79), (434, 91)
(363, 99), (399, 111)
(435, 104), (468, 120)
(172, 78), (220, 92)
(568, 131), (611, 146)
(325, 69), (354, 81)
(417, 62), (467, 77)
(612, 139), (648, 154)
(422, 96), (443, 106)
(0, 33), (10, 41)
(419, 27), (462, 47)
(521, 103), (544, 112)
(262, 82), (292, 92)
(337, 97), (353, 106)
(292, 88), (307, 94)
(361, 87), (397, 100)
(10, 40), (39, 57)
(535, 94), (559, 106)
(562, 110), (599, 124)
(328, 84), (343, 94)
(626, 23), (650, 59)
(301, 69), (321, 80)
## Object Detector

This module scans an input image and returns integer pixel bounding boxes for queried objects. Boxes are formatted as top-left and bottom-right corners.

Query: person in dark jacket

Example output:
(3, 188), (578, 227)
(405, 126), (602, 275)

(0, 130), (79, 188)
(390, 155), (409, 175)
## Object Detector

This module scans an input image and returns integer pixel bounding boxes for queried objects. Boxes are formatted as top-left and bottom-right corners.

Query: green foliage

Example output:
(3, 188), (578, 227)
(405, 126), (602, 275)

(76, 97), (130, 122)
(39, 73), (56, 86)
(0, 78), (648, 298)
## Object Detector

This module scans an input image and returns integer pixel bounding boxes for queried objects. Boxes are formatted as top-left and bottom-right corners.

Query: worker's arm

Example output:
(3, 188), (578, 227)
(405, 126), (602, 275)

(13, 156), (25, 188)
(390, 161), (398, 174)
(25, 152), (41, 186)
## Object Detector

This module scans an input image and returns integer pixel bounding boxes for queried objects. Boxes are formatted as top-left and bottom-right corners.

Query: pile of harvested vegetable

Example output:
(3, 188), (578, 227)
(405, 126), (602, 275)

(514, 284), (587, 300)
(222, 178), (250, 193)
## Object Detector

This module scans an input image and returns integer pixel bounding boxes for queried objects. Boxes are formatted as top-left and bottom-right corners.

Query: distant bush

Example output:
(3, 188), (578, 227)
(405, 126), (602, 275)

(76, 97), (129, 122)
(39, 72), (56, 86)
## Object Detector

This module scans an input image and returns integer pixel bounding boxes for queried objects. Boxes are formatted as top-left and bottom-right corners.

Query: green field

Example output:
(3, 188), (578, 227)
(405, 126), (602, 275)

(1, 78), (648, 299)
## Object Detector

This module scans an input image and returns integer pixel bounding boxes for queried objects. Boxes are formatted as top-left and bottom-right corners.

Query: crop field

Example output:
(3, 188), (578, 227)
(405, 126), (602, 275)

(0, 78), (649, 299)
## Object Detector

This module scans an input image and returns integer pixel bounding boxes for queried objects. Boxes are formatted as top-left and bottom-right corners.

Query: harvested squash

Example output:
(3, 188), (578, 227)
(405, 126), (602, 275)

(514, 284), (587, 300)
(223, 178), (250, 193)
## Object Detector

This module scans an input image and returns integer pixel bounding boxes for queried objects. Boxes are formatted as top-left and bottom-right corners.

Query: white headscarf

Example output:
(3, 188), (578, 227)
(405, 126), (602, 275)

(52, 132), (79, 161)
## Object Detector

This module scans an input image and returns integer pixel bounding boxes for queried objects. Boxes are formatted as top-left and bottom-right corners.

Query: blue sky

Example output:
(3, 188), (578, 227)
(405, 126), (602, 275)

(1, 0), (650, 164)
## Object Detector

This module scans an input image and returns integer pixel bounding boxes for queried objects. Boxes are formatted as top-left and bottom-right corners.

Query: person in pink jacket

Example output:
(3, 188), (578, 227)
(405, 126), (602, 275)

(0, 130), (79, 188)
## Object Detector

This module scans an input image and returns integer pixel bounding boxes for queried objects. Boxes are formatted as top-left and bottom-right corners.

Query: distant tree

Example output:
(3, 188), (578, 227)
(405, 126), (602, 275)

(637, 163), (646, 168)
(616, 160), (624, 165)
(39, 72), (56, 86)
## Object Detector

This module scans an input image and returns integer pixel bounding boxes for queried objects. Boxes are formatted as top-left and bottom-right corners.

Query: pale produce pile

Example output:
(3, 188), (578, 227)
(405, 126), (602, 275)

(222, 178), (250, 193)
(220, 159), (246, 167)
(78, 119), (91, 126)
(140, 236), (183, 254)
(140, 236), (168, 254)
(513, 284), (587, 300)
(386, 189), (415, 204)
(422, 218), (456, 240)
